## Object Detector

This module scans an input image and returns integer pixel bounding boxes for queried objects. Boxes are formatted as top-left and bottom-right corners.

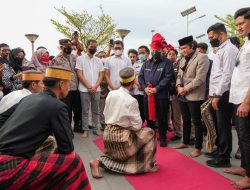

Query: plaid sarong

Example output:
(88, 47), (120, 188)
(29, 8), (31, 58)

(201, 98), (217, 153)
(0, 152), (91, 190)
(99, 125), (157, 174)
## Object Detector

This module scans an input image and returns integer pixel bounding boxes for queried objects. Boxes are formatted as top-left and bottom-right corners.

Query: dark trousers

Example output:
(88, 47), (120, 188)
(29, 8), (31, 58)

(64, 90), (82, 128)
(179, 100), (204, 149)
(144, 97), (169, 140)
(214, 91), (233, 158)
(133, 95), (145, 122)
(235, 104), (250, 177)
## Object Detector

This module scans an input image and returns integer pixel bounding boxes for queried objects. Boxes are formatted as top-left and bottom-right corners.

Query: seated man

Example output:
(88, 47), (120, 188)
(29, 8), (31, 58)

(0, 66), (91, 190)
(90, 67), (157, 178)
(0, 70), (44, 127)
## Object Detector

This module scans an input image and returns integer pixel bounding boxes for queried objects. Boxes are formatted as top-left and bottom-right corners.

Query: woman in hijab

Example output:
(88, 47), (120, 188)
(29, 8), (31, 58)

(28, 48), (49, 73)
(2, 48), (25, 94)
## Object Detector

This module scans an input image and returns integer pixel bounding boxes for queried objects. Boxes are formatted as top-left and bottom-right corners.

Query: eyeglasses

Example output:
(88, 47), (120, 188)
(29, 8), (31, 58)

(114, 47), (122, 50)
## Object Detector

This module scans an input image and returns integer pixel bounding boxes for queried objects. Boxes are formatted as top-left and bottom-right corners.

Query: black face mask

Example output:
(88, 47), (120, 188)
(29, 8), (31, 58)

(63, 47), (72, 54)
(210, 39), (220, 47)
(15, 57), (23, 65)
(89, 48), (97, 55)
(152, 51), (161, 60)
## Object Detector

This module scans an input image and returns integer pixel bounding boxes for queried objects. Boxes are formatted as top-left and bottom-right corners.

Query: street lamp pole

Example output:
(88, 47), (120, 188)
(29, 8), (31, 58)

(196, 34), (206, 42)
(116, 29), (130, 43)
(151, 30), (155, 37)
(25, 34), (39, 54)
(181, 6), (197, 36)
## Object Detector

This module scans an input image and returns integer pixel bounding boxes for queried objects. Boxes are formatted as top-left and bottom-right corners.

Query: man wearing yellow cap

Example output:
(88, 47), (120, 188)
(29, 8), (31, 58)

(0, 66), (91, 190)
(90, 67), (157, 178)
(0, 70), (44, 127)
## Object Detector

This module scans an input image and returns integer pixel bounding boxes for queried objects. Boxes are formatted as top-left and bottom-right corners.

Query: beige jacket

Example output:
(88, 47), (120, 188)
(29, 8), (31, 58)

(176, 51), (209, 101)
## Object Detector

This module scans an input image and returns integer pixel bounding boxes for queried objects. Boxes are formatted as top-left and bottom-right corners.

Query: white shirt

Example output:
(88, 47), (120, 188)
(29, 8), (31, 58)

(104, 87), (142, 130)
(104, 55), (132, 90)
(131, 61), (144, 95)
(230, 37), (250, 104)
(0, 88), (31, 114)
(76, 54), (104, 92)
(209, 39), (238, 96)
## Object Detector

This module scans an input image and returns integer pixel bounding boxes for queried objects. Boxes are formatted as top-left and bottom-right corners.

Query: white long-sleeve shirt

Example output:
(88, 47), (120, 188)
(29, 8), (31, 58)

(0, 88), (31, 114)
(209, 39), (238, 96)
(230, 36), (250, 104)
(104, 87), (142, 130)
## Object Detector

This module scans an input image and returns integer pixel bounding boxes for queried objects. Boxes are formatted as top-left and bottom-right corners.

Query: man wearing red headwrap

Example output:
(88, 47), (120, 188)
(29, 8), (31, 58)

(138, 33), (174, 147)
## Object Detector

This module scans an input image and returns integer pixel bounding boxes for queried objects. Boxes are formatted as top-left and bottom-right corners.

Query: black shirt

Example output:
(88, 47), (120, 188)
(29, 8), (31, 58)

(0, 89), (74, 158)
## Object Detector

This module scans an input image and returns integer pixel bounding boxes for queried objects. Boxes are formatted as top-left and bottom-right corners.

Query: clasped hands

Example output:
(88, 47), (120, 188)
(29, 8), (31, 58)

(177, 87), (186, 96)
(145, 87), (157, 96)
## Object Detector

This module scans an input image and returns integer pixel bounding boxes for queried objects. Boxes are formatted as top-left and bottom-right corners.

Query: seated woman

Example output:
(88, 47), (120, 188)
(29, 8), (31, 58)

(90, 67), (158, 178)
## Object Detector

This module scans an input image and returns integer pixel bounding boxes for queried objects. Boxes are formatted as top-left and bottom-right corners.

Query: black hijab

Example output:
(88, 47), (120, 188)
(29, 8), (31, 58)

(9, 48), (25, 73)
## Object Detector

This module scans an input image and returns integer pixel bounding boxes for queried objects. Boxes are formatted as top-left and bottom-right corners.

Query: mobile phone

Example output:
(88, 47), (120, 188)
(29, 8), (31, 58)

(109, 39), (114, 45)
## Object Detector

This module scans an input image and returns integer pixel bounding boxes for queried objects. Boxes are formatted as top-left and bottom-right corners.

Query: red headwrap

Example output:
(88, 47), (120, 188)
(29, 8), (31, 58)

(151, 33), (165, 50)
(165, 44), (174, 50)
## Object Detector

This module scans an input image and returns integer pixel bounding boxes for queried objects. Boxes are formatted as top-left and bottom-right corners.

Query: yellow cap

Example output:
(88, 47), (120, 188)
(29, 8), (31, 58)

(22, 70), (43, 81)
(45, 66), (72, 80)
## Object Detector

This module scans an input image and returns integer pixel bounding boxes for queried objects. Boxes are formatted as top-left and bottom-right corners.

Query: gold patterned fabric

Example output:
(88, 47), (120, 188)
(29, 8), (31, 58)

(99, 125), (157, 174)
(201, 98), (217, 153)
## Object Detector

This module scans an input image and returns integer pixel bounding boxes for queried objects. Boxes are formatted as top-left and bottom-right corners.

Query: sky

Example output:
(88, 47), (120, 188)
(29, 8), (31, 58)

(0, 0), (249, 59)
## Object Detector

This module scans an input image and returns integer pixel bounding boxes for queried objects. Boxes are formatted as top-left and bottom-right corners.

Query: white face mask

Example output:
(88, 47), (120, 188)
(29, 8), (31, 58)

(71, 50), (77, 56)
(114, 50), (123, 56)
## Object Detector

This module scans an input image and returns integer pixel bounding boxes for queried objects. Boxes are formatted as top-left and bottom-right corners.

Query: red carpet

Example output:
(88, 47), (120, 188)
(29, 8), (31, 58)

(94, 134), (233, 190)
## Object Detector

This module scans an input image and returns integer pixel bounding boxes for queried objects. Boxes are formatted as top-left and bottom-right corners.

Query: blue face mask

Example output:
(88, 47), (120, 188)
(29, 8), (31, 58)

(138, 54), (146, 62)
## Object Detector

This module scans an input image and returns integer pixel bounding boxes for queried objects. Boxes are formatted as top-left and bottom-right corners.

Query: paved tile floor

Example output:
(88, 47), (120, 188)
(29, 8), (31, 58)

(74, 129), (241, 190)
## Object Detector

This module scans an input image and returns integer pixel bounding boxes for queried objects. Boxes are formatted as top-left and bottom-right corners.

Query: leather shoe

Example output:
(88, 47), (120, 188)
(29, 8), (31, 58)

(204, 150), (218, 158)
(170, 135), (182, 141)
(160, 140), (167, 147)
(206, 158), (231, 168)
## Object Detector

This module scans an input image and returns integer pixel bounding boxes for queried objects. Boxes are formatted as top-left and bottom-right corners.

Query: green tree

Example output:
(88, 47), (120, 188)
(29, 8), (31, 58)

(51, 6), (117, 52)
(215, 14), (244, 45)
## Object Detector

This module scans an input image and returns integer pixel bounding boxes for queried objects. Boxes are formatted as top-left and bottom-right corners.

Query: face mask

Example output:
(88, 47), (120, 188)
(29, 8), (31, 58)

(41, 56), (50, 63)
(138, 54), (147, 62)
(15, 57), (23, 65)
(63, 47), (72, 54)
(71, 50), (77, 56)
(114, 49), (123, 56)
(210, 39), (220, 47)
(89, 48), (97, 55)
(152, 51), (161, 60)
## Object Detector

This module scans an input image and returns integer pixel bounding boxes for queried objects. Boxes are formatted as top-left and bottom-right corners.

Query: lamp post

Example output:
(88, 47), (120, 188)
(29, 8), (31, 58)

(196, 33), (206, 42)
(151, 30), (155, 37)
(181, 6), (197, 36)
(189, 14), (206, 23)
(116, 29), (130, 43)
(25, 34), (39, 54)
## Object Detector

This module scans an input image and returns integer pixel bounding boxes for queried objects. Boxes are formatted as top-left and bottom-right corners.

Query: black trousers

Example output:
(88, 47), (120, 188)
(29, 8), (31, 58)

(214, 91), (233, 158)
(179, 100), (204, 149)
(64, 90), (82, 127)
(235, 104), (250, 177)
(133, 95), (145, 122)
(144, 97), (169, 141)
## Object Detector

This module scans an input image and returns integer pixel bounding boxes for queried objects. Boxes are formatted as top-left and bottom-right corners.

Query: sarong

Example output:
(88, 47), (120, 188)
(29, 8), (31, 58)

(99, 125), (157, 174)
(0, 152), (91, 190)
(201, 98), (217, 153)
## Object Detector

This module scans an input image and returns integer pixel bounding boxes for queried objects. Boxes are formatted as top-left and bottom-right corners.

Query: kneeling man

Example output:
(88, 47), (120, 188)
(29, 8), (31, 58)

(0, 66), (91, 190)
(90, 67), (157, 178)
